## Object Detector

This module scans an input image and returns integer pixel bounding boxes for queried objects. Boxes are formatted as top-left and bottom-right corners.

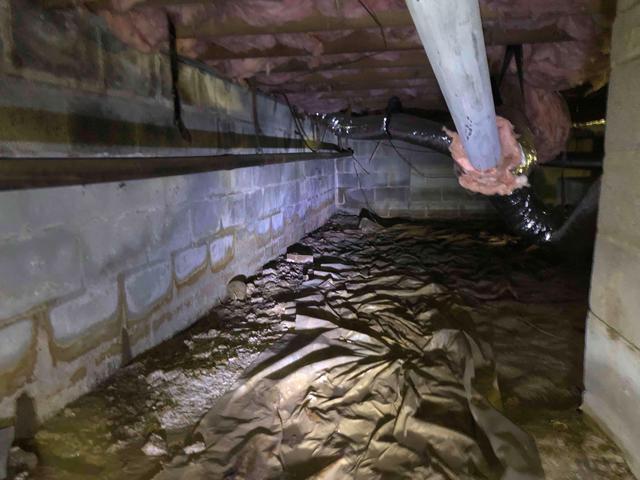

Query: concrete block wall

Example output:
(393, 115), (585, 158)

(336, 139), (494, 218)
(0, 0), (493, 437)
(583, 1), (640, 477)
(0, 0), (336, 432)
(0, 0), (325, 157)
(0, 161), (336, 427)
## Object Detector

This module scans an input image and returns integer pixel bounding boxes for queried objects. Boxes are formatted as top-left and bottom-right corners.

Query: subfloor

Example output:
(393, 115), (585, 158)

(10, 214), (634, 479)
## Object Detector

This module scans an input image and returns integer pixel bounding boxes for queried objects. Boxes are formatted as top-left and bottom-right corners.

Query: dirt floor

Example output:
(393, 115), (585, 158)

(9, 214), (634, 479)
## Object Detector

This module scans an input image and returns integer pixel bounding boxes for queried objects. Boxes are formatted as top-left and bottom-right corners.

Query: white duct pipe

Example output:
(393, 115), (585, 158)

(405, 0), (501, 170)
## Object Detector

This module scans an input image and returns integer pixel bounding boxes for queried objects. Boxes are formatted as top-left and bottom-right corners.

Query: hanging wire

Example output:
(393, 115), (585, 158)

(358, 0), (389, 49)
(278, 92), (319, 152)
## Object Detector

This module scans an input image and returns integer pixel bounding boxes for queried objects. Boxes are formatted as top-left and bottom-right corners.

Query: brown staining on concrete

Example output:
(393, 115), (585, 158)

(0, 318), (37, 400)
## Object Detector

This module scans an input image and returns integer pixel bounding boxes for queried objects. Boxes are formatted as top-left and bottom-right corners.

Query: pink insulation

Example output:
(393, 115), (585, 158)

(524, 87), (572, 163)
(94, 0), (612, 165)
(99, 8), (167, 53)
(481, 0), (594, 19)
(448, 117), (529, 196)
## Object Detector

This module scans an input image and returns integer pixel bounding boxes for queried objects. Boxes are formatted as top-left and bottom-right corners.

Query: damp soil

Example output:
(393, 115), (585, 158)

(12, 214), (633, 479)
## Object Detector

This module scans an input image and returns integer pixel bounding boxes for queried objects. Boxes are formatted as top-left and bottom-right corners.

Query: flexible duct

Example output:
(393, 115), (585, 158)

(326, 113), (453, 153)
(326, 112), (599, 250)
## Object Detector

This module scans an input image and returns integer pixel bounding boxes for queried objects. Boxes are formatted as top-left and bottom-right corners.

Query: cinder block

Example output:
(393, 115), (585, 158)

(174, 245), (208, 283)
(263, 185), (284, 215)
(303, 160), (324, 177)
(316, 175), (328, 193)
(428, 201), (461, 217)
(605, 58), (640, 153)
(410, 186), (442, 202)
(49, 282), (119, 345)
(164, 172), (232, 205)
(254, 164), (283, 187)
(220, 194), (246, 229)
(124, 261), (172, 317)
(209, 234), (234, 270)
(81, 209), (163, 282)
(147, 205), (192, 263)
(357, 172), (388, 189)
(342, 188), (374, 211)
(245, 189), (264, 220)
(597, 154), (640, 248)
(611, 1), (640, 66)
(190, 200), (222, 241)
(282, 183), (300, 206)
(370, 143), (410, 174)
(583, 312), (640, 478)
(281, 163), (302, 183)
(441, 180), (472, 201)
(230, 167), (254, 193)
(0, 319), (33, 373)
(335, 158), (356, 173)
(0, 229), (82, 321)
(271, 212), (284, 233)
(350, 140), (378, 158)
(255, 217), (271, 237)
(337, 173), (358, 189)
(374, 187), (409, 205)
(590, 234), (640, 347)
(387, 164), (410, 186)
(459, 201), (493, 216)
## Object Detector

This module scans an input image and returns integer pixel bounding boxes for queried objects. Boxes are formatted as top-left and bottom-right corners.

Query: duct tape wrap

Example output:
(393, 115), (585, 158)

(512, 131), (538, 177)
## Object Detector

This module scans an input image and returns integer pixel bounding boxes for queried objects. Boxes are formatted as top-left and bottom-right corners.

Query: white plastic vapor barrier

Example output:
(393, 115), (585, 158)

(405, 0), (501, 170)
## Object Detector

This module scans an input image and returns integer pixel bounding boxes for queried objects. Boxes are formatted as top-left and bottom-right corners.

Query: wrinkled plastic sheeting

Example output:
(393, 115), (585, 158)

(154, 241), (544, 479)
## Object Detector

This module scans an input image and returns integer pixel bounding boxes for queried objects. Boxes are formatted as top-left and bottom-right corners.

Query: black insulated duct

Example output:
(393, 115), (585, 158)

(325, 113), (453, 154)
(326, 110), (600, 252)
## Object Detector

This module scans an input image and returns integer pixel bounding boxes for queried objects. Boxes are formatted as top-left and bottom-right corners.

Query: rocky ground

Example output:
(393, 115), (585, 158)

(8, 214), (634, 479)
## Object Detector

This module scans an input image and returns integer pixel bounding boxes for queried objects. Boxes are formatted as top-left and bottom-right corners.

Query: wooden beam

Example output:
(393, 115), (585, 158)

(0, 151), (349, 191)
(177, 9), (411, 38)
(199, 30), (418, 60)
(254, 67), (434, 87)
(176, 7), (597, 40)
(260, 77), (439, 94)
(45, 0), (610, 25)
(245, 51), (433, 75)
(198, 24), (571, 61)
(293, 95), (446, 113)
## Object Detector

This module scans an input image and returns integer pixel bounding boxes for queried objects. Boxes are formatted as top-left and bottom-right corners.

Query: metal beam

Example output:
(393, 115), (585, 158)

(0, 151), (350, 191)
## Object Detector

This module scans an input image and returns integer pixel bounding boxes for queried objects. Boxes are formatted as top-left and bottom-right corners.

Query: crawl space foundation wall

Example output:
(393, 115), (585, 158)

(583, 1), (640, 477)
